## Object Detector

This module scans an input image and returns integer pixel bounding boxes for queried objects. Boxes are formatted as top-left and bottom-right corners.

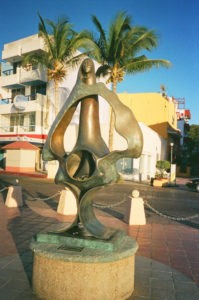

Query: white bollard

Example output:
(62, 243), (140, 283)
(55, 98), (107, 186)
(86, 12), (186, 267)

(57, 188), (77, 215)
(5, 184), (23, 208)
(124, 190), (146, 225)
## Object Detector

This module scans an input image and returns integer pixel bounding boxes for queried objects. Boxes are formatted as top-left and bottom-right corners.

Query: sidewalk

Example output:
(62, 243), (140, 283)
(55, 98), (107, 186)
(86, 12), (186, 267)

(0, 178), (199, 300)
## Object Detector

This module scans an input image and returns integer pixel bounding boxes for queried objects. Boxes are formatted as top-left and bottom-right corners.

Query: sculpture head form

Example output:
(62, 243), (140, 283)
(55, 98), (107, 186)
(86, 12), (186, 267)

(80, 58), (96, 85)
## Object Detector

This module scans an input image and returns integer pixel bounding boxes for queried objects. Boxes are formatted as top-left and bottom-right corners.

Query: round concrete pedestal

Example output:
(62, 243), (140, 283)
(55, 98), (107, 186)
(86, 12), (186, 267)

(30, 235), (138, 300)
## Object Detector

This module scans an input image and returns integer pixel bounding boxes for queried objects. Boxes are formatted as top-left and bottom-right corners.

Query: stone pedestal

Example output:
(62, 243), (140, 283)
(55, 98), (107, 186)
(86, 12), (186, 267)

(5, 186), (23, 208)
(57, 189), (77, 215)
(30, 228), (138, 300)
(124, 190), (146, 225)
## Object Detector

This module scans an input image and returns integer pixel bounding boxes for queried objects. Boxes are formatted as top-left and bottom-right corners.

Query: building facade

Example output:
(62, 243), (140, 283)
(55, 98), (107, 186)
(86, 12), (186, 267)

(118, 92), (181, 162)
(0, 34), (110, 173)
(174, 97), (191, 147)
(0, 34), (173, 181)
(0, 35), (48, 169)
(115, 122), (167, 181)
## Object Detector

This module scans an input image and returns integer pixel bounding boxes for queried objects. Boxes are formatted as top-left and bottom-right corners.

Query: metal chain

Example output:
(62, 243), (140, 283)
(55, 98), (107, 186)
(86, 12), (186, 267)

(26, 191), (61, 201)
(0, 187), (8, 192)
(93, 194), (127, 209)
(144, 200), (199, 221)
(0, 184), (198, 221)
(94, 195), (199, 221)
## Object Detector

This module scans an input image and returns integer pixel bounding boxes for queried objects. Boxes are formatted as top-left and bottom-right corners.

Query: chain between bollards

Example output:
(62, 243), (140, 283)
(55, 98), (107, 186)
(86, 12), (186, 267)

(26, 191), (61, 201)
(0, 185), (199, 221)
(93, 194), (127, 209)
(94, 195), (199, 221)
(144, 199), (199, 221)
(0, 185), (61, 201)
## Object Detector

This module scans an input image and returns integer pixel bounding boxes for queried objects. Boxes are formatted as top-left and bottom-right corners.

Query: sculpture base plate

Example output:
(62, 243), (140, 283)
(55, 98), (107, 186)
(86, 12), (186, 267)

(30, 232), (138, 300)
(35, 223), (126, 252)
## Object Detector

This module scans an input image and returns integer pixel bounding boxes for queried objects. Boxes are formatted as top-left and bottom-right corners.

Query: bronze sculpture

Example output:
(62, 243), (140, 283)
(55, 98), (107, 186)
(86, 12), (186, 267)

(43, 58), (143, 240)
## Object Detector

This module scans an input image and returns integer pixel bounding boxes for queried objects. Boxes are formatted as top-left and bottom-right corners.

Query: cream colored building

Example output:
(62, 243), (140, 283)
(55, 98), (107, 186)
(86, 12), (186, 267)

(2, 141), (39, 173)
(0, 34), (109, 173)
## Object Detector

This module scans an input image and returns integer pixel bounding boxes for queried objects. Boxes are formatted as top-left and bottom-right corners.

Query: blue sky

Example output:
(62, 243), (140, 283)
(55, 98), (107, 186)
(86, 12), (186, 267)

(0, 0), (198, 124)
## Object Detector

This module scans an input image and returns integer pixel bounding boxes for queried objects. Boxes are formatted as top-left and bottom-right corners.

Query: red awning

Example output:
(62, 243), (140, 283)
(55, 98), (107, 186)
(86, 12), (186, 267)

(2, 141), (39, 150)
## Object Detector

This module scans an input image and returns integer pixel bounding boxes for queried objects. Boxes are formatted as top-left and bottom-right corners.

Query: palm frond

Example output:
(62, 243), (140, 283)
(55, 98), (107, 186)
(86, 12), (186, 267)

(66, 52), (89, 69)
(108, 11), (131, 42)
(91, 15), (108, 61)
(124, 59), (172, 74)
(91, 15), (107, 44)
(22, 53), (47, 67)
(96, 64), (111, 78)
(131, 29), (159, 51)
(37, 12), (54, 57)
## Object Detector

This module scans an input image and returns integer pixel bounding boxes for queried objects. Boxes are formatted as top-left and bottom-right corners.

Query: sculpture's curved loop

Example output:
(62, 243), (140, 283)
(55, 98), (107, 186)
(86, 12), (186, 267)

(48, 184), (80, 234)
(79, 186), (117, 239)
(42, 58), (143, 239)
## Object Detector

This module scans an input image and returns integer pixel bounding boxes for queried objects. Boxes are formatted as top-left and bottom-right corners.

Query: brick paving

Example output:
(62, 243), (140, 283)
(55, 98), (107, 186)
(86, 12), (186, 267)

(0, 174), (199, 299)
(130, 224), (199, 286)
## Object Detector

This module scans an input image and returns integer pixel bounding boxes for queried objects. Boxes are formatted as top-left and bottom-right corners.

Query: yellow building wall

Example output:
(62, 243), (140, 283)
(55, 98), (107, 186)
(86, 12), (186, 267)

(118, 93), (177, 140)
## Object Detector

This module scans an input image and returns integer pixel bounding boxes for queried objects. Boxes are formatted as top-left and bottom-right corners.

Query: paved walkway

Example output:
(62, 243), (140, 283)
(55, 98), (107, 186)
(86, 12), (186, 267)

(0, 176), (199, 299)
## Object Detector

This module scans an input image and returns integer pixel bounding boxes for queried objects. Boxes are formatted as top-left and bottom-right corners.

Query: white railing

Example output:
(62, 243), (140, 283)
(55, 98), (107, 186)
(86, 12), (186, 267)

(0, 125), (36, 133)
(2, 69), (14, 76)
(0, 94), (36, 105)
(0, 66), (47, 88)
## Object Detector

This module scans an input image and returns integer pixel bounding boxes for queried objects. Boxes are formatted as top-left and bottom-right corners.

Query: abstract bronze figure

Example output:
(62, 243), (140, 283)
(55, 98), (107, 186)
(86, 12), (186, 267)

(43, 58), (143, 240)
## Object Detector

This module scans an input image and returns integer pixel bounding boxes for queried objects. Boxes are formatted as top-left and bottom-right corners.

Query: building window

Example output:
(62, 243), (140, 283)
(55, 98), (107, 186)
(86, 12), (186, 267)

(31, 84), (46, 96)
(29, 112), (35, 132)
(30, 84), (46, 100)
(9, 112), (35, 132)
(10, 115), (15, 132)
(10, 114), (25, 132)
(13, 61), (22, 74)
(11, 88), (25, 101)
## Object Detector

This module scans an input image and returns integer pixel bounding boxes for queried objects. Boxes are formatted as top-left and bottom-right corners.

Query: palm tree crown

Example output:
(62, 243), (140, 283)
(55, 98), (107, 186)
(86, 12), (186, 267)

(89, 11), (171, 150)
(23, 12), (92, 117)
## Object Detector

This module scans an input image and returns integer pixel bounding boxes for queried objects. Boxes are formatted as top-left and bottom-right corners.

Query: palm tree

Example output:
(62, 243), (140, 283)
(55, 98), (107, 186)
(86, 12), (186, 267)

(89, 11), (171, 150)
(23, 12), (92, 124)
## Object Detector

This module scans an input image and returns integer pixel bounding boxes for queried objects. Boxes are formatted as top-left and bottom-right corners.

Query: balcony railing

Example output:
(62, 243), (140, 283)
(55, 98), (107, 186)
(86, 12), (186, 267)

(1, 66), (38, 77)
(0, 125), (36, 133)
(0, 66), (47, 88)
(0, 94), (36, 105)
(2, 69), (14, 76)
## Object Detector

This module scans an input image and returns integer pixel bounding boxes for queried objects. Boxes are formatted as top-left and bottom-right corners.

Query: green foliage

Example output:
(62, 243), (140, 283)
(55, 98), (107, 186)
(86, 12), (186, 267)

(88, 11), (171, 89)
(156, 160), (170, 171)
(87, 10), (171, 150)
(190, 152), (199, 176)
(22, 12), (94, 116)
(188, 124), (199, 149)
(23, 12), (92, 80)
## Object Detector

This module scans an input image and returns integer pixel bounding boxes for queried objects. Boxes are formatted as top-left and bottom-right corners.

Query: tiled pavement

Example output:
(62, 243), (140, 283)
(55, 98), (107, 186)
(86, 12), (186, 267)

(0, 177), (199, 299)
(130, 223), (199, 285)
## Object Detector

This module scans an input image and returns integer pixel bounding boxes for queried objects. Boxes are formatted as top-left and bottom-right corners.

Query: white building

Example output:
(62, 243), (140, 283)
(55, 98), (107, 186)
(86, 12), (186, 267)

(0, 34), (109, 172)
(114, 122), (167, 181)
(0, 34), (166, 181)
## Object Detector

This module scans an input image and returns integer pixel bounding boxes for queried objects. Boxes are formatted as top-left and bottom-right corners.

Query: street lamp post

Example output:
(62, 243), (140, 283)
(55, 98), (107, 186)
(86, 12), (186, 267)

(170, 142), (174, 183)
(170, 142), (174, 165)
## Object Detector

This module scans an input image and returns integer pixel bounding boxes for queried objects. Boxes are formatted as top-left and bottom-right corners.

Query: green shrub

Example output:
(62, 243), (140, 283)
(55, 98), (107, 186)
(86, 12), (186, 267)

(156, 160), (170, 171)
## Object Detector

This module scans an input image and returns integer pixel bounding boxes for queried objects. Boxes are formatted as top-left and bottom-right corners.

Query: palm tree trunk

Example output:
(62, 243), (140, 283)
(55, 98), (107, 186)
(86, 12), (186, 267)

(44, 95), (51, 129)
(55, 80), (59, 117)
(44, 82), (51, 129)
(108, 78), (117, 151)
